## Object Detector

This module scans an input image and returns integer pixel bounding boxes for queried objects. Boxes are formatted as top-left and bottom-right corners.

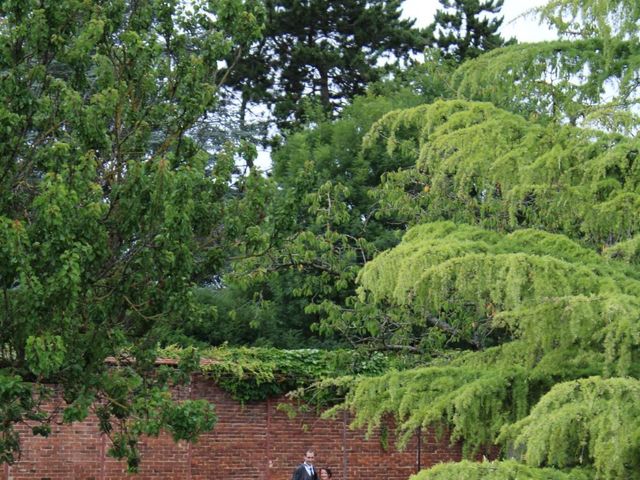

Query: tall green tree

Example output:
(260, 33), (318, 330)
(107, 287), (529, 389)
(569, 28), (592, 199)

(448, 0), (640, 131)
(0, 0), (262, 469)
(341, 219), (640, 479)
(208, 11), (513, 348)
(317, 1), (640, 479)
(429, 0), (514, 63)
(224, 0), (428, 132)
(208, 82), (442, 348)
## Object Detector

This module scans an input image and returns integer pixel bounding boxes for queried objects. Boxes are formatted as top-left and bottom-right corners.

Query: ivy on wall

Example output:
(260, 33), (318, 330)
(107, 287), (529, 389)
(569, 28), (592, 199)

(160, 345), (391, 403)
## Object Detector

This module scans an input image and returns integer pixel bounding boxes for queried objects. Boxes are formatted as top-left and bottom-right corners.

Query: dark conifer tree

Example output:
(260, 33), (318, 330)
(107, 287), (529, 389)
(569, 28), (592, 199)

(429, 0), (515, 63)
(225, 0), (428, 132)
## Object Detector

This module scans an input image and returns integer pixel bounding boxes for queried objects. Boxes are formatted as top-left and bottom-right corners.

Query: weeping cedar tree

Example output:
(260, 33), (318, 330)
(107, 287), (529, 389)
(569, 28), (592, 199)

(334, 147), (640, 478)
(222, 0), (428, 133)
(0, 0), (263, 470)
(318, 2), (640, 479)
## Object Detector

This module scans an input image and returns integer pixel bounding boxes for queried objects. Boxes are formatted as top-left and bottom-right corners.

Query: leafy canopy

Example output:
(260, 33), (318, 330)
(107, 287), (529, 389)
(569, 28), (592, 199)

(0, 0), (261, 470)
(333, 221), (640, 463)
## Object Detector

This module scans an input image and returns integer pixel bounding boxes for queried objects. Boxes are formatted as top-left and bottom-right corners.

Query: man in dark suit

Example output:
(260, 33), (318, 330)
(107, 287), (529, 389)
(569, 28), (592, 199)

(291, 448), (318, 480)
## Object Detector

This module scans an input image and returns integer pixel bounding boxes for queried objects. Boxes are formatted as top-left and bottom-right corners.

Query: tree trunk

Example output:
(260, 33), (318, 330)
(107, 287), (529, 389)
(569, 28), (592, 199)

(319, 67), (330, 112)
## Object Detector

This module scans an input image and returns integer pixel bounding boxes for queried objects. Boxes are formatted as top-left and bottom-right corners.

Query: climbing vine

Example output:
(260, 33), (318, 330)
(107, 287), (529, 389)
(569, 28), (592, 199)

(159, 345), (391, 403)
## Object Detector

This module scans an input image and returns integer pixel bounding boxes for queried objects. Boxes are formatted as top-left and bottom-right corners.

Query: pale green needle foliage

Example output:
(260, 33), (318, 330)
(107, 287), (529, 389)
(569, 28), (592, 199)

(410, 460), (592, 480)
(502, 377), (640, 479)
(366, 100), (640, 245)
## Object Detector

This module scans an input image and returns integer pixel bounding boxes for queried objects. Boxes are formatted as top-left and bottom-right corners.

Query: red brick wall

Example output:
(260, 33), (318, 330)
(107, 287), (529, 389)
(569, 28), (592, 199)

(1, 376), (463, 480)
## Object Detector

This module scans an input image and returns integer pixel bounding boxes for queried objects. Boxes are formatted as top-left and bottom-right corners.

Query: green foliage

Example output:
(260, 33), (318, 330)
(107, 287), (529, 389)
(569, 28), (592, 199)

(502, 377), (640, 480)
(429, 0), (515, 63)
(331, 221), (640, 470)
(218, 0), (640, 356)
(410, 460), (593, 480)
(94, 365), (217, 471)
(333, 337), (602, 454)
(0, 373), (39, 463)
(224, 0), (428, 131)
(227, 3), (640, 480)
(160, 345), (390, 404)
(449, 0), (640, 131)
(336, 362), (531, 453)
(326, 91), (640, 478)
(215, 87), (436, 348)
(353, 219), (640, 356)
(365, 100), (640, 245)
(540, 0), (640, 42)
(212, 2), (519, 349)
(0, 0), (263, 469)
(452, 39), (640, 132)
(603, 234), (640, 264)
(25, 334), (66, 378)
(2, 3), (637, 480)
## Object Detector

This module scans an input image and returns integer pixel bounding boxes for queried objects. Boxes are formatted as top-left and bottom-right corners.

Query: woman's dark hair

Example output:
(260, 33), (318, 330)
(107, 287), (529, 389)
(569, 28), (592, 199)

(320, 467), (333, 477)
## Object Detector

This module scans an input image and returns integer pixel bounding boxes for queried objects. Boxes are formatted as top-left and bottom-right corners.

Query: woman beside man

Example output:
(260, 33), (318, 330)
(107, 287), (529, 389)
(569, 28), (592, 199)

(319, 466), (333, 479)
(291, 449), (334, 480)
